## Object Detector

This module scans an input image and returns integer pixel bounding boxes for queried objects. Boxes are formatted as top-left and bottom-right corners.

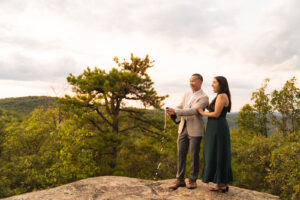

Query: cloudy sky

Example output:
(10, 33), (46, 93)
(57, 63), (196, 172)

(0, 0), (299, 111)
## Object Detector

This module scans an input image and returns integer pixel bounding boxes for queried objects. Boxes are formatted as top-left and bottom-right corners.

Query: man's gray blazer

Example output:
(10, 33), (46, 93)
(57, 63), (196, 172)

(175, 89), (209, 137)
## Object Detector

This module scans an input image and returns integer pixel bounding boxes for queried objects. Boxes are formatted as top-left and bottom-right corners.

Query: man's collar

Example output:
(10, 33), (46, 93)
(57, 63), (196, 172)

(192, 89), (202, 94)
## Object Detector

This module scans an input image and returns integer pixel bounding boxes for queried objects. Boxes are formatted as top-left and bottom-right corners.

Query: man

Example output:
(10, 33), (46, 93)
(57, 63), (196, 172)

(167, 74), (209, 190)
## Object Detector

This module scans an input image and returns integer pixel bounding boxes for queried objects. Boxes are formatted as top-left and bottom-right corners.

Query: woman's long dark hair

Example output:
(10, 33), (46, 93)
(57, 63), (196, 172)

(208, 76), (232, 112)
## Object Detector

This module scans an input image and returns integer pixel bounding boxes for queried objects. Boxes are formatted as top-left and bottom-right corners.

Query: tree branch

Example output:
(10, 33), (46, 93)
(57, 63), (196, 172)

(96, 107), (113, 126)
(86, 118), (104, 132)
(140, 127), (161, 137)
(103, 94), (112, 115)
(120, 108), (144, 114)
(119, 126), (138, 133)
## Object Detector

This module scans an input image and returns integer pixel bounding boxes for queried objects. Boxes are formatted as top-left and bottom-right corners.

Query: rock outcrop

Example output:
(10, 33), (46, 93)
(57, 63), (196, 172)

(3, 176), (279, 200)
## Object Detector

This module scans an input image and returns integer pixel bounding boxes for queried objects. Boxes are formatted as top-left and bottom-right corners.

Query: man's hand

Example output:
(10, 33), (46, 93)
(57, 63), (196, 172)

(166, 107), (176, 115)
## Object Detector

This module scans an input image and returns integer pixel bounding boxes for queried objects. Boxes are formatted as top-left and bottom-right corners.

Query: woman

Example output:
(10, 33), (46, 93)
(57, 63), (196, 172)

(197, 76), (233, 192)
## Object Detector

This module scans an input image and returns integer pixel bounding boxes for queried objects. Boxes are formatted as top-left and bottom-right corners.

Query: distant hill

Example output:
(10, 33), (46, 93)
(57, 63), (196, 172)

(203, 112), (239, 129)
(0, 96), (56, 115)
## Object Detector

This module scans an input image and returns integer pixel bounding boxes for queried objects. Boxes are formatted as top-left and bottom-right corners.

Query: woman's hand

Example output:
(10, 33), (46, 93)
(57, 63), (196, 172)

(197, 106), (204, 114)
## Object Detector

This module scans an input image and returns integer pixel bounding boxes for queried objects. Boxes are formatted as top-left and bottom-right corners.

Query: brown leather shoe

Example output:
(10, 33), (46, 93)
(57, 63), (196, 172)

(187, 181), (197, 189)
(168, 180), (186, 190)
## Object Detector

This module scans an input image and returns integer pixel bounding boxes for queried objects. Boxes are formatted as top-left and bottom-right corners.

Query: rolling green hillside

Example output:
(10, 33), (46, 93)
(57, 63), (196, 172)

(0, 96), (56, 115)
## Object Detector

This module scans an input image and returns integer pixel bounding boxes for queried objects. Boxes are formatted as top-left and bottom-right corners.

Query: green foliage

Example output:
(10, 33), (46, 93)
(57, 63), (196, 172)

(116, 135), (162, 178)
(266, 132), (300, 200)
(271, 77), (300, 135)
(0, 108), (21, 155)
(231, 129), (279, 191)
(0, 107), (60, 197)
(251, 78), (272, 136)
(237, 77), (300, 137)
(45, 121), (100, 185)
(236, 79), (272, 136)
(231, 130), (300, 200)
(0, 107), (100, 198)
(230, 77), (300, 199)
(236, 104), (256, 135)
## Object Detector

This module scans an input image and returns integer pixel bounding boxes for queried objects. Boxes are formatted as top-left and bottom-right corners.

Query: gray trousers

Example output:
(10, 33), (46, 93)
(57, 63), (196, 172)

(176, 125), (202, 182)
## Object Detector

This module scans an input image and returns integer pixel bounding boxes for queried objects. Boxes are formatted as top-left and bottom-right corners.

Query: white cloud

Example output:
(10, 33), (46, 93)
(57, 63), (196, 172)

(0, 52), (80, 81)
(237, 0), (299, 69)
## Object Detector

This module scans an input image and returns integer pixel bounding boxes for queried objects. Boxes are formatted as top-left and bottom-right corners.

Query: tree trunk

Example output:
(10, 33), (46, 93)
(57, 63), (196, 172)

(109, 118), (119, 169)
(282, 115), (288, 136)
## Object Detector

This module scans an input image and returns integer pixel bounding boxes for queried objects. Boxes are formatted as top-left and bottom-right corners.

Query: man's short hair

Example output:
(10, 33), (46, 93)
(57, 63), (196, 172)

(192, 73), (203, 82)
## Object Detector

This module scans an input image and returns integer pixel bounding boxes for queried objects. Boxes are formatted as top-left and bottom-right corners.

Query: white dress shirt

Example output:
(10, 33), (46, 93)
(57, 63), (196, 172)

(187, 90), (202, 106)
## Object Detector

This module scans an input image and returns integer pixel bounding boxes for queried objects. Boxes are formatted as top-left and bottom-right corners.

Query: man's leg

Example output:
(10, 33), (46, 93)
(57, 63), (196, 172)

(168, 126), (189, 190)
(176, 127), (189, 181)
(189, 136), (202, 183)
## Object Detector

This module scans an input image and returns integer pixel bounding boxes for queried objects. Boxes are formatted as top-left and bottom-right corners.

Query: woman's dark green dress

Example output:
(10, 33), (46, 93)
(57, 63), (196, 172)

(202, 106), (233, 184)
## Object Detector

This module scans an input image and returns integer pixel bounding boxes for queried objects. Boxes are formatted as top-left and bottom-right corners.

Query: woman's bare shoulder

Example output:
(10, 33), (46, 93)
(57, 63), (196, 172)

(217, 93), (229, 106)
(217, 93), (228, 99)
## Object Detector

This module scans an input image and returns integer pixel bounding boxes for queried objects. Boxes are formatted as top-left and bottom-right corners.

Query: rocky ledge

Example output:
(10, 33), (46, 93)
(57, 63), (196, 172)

(3, 176), (279, 200)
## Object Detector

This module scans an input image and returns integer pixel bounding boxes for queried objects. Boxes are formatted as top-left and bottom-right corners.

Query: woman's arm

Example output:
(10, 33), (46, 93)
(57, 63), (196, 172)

(197, 94), (227, 118)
